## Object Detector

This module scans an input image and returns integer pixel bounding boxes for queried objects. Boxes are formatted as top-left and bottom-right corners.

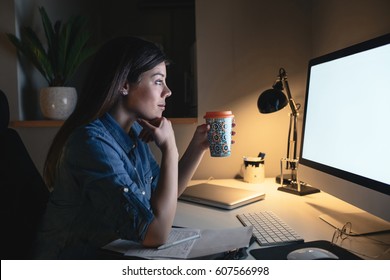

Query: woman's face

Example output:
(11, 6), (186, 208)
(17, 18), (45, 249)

(125, 62), (171, 120)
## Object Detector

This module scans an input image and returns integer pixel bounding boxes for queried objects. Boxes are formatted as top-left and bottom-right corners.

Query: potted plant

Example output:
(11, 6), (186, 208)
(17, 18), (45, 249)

(6, 6), (97, 120)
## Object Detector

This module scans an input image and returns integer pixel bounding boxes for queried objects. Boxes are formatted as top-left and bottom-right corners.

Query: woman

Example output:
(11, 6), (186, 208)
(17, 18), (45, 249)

(34, 36), (216, 259)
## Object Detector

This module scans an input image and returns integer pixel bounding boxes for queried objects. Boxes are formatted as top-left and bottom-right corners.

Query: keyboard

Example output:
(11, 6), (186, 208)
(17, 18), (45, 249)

(237, 211), (304, 246)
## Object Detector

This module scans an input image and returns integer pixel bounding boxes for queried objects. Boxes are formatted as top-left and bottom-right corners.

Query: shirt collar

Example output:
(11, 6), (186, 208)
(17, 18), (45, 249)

(99, 113), (133, 154)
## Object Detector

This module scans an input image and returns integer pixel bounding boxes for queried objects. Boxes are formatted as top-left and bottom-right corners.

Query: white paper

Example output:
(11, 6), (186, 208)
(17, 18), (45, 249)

(188, 226), (253, 258)
(102, 226), (253, 259)
(125, 228), (200, 259)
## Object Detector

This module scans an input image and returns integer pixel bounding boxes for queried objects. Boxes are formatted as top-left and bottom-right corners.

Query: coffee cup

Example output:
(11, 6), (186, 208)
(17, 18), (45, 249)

(242, 156), (265, 184)
(204, 111), (234, 157)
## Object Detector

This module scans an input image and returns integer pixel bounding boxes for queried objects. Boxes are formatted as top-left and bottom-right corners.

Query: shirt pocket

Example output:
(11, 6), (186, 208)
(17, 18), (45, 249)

(143, 168), (154, 185)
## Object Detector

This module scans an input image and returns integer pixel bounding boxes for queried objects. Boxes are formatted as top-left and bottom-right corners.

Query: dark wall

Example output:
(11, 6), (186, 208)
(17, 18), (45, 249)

(93, 0), (197, 117)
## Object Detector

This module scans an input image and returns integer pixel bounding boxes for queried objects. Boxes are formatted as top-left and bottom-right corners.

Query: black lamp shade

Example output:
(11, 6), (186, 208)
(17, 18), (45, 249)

(257, 88), (288, 114)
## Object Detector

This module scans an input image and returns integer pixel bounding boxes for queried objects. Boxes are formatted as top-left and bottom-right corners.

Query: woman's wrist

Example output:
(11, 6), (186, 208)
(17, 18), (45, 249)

(161, 143), (179, 159)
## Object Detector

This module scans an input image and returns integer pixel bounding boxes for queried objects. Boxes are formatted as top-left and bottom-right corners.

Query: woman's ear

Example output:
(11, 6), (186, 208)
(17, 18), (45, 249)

(120, 82), (130, 96)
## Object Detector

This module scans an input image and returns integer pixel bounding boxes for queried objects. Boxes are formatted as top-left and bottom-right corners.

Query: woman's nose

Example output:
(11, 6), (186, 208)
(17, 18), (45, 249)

(163, 85), (172, 97)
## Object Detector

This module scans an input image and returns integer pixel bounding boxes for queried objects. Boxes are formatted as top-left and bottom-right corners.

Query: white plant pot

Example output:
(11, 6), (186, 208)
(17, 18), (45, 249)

(40, 87), (77, 120)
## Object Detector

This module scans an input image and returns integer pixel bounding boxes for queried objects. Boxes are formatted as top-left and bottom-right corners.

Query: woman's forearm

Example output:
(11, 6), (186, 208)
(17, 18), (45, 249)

(143, 145), (179, 247)
(178, 143), (206, 196)
(178, 124), (209, 195)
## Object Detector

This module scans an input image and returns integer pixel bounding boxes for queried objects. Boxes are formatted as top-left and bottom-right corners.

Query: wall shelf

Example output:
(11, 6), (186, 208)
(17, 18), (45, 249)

(10, 118), (198, 128)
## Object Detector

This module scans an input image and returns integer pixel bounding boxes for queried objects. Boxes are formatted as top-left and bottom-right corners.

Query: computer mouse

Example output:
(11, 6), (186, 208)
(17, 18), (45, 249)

(287, 247), (339, 260)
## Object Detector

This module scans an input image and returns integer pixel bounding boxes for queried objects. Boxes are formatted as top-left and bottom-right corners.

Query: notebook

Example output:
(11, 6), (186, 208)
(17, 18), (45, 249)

(179, 183), (265, 210)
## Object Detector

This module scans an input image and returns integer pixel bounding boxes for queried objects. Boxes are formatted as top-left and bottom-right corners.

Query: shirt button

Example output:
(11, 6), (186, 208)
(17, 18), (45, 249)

(142, 191), (146, 195)
(123, 187), (129, 193)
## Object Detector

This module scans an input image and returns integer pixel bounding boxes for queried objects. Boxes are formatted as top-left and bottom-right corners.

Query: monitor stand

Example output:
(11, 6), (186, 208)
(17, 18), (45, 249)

(319, 212), (390, 235)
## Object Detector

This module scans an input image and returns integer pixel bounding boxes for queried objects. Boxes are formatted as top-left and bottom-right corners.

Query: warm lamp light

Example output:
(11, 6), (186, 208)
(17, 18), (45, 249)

(258, 68), (319, 196)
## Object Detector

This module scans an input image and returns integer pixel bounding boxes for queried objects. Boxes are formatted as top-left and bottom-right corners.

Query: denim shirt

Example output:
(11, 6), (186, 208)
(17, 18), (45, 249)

(35, 113), (160, 259)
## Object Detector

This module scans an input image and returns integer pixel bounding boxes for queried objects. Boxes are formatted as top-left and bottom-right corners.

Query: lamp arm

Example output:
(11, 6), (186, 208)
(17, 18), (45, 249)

(279, 68), (299, 170)
(285, 110), (299, 169)
(286, 111), (293, 169)
(292, 113), (298, 161)
(278, 68), (299, 116)
(281, 78), (299, 116)
(273, 68), (318, 193)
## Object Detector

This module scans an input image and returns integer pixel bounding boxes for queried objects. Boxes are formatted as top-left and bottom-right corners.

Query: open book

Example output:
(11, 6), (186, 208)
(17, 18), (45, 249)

(102, 226), (253, 259)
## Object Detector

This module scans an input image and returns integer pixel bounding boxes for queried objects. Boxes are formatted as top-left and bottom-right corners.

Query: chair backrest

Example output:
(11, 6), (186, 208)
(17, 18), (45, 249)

(0, 90), (49, 259)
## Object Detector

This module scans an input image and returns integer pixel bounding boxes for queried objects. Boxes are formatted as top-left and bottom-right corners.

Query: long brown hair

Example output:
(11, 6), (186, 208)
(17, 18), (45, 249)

(44, 36), (168, 190)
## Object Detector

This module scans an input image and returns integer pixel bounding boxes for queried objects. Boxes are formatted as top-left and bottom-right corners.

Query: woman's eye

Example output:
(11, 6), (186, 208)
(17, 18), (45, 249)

(155, 80), (163, 85)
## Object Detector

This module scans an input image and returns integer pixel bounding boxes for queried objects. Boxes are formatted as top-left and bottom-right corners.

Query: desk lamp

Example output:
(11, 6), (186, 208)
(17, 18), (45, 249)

(257, 68), (319, 195)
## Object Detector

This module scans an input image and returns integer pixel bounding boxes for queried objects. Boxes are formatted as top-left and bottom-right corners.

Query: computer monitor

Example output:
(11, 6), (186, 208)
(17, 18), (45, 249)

(299, 33), (390, 232)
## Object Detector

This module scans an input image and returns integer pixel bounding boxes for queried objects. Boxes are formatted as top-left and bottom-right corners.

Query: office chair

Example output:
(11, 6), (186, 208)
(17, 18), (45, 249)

(0, 90), (50, 259)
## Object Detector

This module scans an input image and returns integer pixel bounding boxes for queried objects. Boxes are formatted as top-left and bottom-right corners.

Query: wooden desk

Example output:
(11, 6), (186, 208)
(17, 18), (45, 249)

(174, 178), (390, 259)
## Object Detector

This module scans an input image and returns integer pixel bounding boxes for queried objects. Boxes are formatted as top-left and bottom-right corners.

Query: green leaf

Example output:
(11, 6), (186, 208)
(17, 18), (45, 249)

(7, 28), (52, 85)
(65, 22), (91, 80)
(58, 16), (77, 83)
(39, 7), (55, 52)
(7, 6), (97, 86)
